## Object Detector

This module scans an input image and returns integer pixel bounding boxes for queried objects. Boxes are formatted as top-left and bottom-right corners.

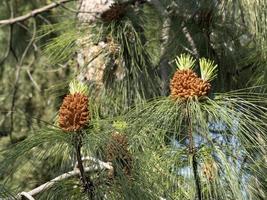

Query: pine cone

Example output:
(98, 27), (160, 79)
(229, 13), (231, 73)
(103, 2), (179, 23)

(106, 132), (132, 178)
(170, 69), (211, 100)
(58, 93), (89, 132)
(101, 3), (127, 22)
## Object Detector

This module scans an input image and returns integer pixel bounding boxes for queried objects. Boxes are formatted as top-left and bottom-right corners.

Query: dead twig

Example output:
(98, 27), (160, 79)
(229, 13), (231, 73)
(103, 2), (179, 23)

(0, 0), (74, 26)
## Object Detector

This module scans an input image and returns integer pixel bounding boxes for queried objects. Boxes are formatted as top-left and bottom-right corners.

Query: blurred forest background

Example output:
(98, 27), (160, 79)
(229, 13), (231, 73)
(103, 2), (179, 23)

(0, 0), (77, 190)
(0, 0), (266, 199)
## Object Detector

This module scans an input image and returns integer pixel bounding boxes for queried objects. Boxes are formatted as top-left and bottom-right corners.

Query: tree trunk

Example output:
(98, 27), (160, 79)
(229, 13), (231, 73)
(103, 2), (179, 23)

(76, 0), (166, 113)
(76, 0), (115, 87)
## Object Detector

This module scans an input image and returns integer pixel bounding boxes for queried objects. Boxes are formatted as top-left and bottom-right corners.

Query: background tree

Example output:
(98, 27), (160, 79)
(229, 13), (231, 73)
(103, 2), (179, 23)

(0, 0), (266, 199)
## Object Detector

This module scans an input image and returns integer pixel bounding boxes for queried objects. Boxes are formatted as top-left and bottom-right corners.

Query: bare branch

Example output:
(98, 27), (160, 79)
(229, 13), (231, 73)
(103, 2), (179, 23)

(27, 68), (41, 92)
(182, 25), (199, 59)
(15, 158), (113, 199)
(74, 156), (113, 170)
(0, 0), (74, 26)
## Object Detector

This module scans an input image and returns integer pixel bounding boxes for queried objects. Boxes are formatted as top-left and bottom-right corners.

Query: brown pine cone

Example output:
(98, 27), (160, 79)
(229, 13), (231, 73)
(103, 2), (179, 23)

(58, 93), (90, 132)
(106, 132), (132, 178)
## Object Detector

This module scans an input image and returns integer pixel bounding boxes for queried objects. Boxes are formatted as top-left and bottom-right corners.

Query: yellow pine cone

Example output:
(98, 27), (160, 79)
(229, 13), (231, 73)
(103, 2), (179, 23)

(170, 69), (211, 100)
(58, 93), (90, 132)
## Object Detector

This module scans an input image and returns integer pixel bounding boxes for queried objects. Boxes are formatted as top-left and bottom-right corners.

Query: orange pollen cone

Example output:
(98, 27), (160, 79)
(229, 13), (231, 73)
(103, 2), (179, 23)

(170, 69), (211, 100)
(59, 93), (89, 132)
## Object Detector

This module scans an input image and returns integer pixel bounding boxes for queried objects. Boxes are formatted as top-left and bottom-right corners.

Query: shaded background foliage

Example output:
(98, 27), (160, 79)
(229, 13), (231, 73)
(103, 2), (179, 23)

(0, 0), (75, 139)
(0, 0), (76, 191)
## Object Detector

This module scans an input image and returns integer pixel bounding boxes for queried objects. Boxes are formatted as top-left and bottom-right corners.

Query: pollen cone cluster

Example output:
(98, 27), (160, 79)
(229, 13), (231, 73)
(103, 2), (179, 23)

(59, 93), (89, 132)
(202, 161), (217, 181)
(170, 69), (211, 100)
(106, 132), (132, 178)
(101, 3), (127, 22)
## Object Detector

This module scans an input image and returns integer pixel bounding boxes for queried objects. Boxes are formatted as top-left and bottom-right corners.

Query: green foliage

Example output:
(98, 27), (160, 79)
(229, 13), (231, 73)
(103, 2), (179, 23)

(0, 126), (74, 190)
(39, 20), (82, 65)
(199, 58), (217, 82)
(0, 0), (266, 199)
(0, 184), (16, 199)
(125, 87), (267, 199)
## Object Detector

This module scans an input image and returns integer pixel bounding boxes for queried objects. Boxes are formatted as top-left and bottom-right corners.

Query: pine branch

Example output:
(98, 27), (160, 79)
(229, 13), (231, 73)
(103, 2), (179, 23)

(192, 154), (202, 200)
(12, 157), (113, 200)
(0, 0), (74, 26)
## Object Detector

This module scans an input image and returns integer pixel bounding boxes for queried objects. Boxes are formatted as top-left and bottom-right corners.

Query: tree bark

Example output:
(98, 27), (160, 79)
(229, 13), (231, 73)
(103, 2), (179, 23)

(76, 0), (115, 87)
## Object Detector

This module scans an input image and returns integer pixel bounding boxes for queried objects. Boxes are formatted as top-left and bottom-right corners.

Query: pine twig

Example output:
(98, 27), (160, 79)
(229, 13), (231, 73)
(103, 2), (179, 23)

(75, 140), (95, 199)
(187, 109), (202, 200)
(192, 153), (202, 200)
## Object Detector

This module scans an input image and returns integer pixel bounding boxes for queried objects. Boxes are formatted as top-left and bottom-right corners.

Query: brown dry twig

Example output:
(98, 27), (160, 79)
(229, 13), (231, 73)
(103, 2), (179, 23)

(0, 0), (74, 26)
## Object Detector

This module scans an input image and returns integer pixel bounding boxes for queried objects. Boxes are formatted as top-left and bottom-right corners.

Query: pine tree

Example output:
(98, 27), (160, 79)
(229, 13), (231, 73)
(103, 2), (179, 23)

(0, 0), (266, 199)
